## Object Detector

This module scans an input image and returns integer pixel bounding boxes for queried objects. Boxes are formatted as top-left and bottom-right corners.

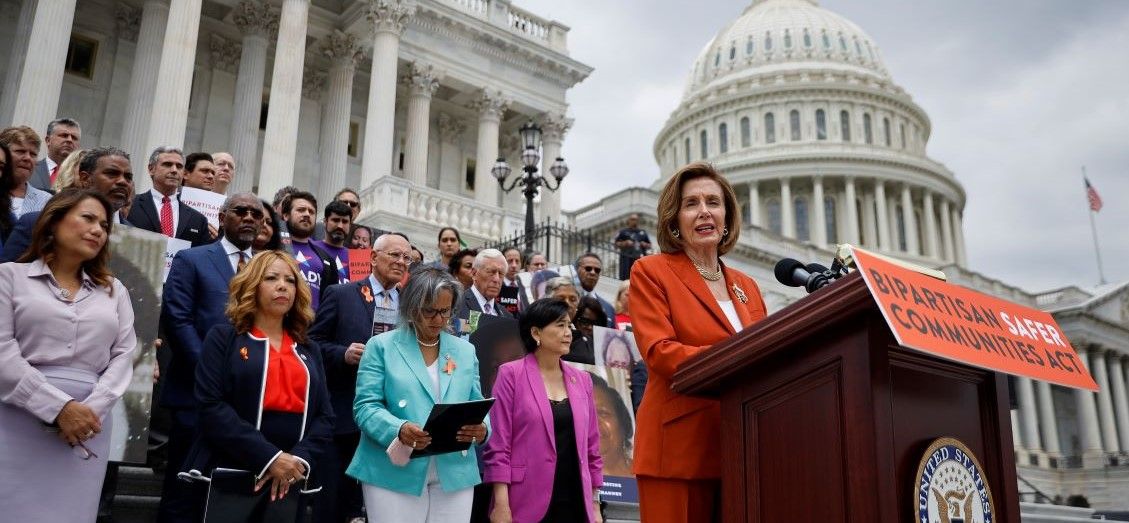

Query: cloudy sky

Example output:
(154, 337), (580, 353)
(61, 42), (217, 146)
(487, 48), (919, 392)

(514, 0), (1129, 294)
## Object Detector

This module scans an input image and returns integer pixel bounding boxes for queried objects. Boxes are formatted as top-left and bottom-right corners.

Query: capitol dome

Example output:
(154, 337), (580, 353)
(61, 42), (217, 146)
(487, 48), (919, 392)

(653, 0), (969, 269)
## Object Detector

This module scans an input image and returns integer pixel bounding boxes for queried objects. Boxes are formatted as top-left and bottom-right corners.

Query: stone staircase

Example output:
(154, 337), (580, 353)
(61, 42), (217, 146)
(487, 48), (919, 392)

(108, 466), (162, 523)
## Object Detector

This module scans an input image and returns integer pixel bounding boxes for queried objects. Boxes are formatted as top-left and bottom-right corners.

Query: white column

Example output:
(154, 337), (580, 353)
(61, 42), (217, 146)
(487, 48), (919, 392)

(1017, 377), (1043, 456)
(292, 67), (325, 193)
(900, 185), (919, 255)
(1092, 350), (1121, 453)
(940, 198), (955, 262)
(844, 177), (859, 245)
(1109, 356), (1129, 452)
(470, 89), (508, 206)
(99, 4), (142, 147)
(436, 113), (465, 193)
(748, 182), (761, 227)
(10, 0), (77, 133)
(120, 0), (169, 188)
(1075, 348), (1106, 466)
(812, 176), (827, 246)
(200, 35), (240, 154)
(952, 208), (967, 266)
(1036, 380), (1061, 464)
(780, 178), (794, 238)
(145, 0), (203, 163)
(257, 0), (310, 199)
(874, 181), (891, 251)
(923, 191), (939, 259)
(540, 112), (572, 224)
(1011, 410), (1023, 450)
(317, 30), (363, 203)
(360, 0), (415, 189)
(402, 62), (439, 186)
(228, 0), (276, 195)
(0, 0), (38, 124)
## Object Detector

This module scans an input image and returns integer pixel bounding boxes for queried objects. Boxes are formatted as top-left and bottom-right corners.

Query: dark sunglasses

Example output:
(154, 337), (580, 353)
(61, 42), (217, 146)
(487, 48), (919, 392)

(339, 200), (360, 208)
(582, 266), (602, 274)
(229, 206), (265, 220)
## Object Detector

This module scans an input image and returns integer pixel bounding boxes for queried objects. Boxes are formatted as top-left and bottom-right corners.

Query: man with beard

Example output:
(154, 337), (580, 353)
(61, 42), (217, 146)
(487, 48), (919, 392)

(156, 193), (263, 523)
(31, 117), (81, 190)
(284, 190), (337, 309)
(0, 147), (135, 261)
(312, 200), (353, 283)
(126, 146), (211, 246)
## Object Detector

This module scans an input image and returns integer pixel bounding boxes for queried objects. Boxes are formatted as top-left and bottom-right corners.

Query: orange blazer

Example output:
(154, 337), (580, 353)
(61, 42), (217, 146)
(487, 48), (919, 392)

(629, 252), (767, 479)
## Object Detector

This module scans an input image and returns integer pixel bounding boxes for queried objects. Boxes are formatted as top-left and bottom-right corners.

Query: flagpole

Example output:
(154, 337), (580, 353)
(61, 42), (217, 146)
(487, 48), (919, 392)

(1083, 166), (1107, 285)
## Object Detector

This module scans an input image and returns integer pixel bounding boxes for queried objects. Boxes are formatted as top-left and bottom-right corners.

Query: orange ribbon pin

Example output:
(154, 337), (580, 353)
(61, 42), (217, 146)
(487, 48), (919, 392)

(360, 286), (373, 303)
(443, 355), (456, 375)
(239, 347), (249, 361)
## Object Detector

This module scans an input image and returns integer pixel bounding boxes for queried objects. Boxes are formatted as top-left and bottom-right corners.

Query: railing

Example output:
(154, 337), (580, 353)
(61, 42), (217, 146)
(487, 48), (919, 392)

(1017, 474), (1056, 504)
(481, 221), (635, 280)
(506, 4), (550, 42)
(446, 0), (489, 17)
(358, 176), (524, 241)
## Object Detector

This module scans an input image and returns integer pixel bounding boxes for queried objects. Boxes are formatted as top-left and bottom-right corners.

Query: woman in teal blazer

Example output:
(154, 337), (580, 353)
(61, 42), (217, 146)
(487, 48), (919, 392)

(347, 267), (489, 522)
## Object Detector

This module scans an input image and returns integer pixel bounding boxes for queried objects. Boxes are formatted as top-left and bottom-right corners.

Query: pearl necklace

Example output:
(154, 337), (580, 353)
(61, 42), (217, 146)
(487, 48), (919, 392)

(416, 337), (439, 347)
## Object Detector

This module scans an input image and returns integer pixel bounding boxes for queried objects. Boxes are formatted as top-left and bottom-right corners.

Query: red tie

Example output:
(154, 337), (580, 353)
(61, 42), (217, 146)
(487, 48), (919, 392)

(49, 165), (59, 185)
(160, 196), (174, 236)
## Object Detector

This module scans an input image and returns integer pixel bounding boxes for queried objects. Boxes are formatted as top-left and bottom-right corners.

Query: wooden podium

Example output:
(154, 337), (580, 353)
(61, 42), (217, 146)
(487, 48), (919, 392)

(672, 272), (1021, 522)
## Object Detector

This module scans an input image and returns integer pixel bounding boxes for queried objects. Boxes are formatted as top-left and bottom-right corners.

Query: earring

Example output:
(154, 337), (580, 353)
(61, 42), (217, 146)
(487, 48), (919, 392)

(722, 227), (729, 236)
(670, 229), (680, 238)
(534, 338), (541, 347)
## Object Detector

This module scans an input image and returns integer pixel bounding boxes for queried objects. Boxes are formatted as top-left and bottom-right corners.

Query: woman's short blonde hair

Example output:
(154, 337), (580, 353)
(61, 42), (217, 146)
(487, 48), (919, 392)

(614, 279), (630, 315)
(54, 148), (87, 191)
(225, 251), (314, 342)
(655, 162), (740, 255)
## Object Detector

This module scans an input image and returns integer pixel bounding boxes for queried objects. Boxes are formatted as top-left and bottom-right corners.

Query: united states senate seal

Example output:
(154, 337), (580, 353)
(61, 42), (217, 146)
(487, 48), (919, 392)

(914, 437), (995, 523)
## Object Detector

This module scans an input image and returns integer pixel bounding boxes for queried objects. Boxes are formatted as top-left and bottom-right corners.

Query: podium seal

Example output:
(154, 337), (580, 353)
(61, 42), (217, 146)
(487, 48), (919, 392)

(913, 437), (995, 523)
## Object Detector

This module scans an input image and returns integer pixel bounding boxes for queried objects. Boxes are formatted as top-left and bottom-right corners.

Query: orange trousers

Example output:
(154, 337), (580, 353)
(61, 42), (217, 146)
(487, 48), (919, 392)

(637, 476), (721, 523)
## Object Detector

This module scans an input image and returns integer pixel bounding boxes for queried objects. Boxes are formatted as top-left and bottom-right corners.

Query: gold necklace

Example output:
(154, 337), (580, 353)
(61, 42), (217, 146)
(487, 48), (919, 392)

(688, 254), (723, 281)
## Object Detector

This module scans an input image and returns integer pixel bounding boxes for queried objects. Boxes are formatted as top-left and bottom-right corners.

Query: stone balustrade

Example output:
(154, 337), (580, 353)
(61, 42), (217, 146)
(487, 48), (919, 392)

(569, 187), (659, 229)
(506, 4), (550, 42)
(358, 176), (524, 241)
(445, 0), (489, 18)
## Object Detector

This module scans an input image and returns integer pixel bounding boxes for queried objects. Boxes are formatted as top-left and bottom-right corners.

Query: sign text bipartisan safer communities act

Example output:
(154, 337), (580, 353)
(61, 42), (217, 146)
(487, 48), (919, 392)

(853, 247), (1099, 391)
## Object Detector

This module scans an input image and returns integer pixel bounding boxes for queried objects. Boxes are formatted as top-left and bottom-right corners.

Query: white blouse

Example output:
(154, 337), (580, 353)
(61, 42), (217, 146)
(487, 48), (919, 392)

(717, 299), (743, 332)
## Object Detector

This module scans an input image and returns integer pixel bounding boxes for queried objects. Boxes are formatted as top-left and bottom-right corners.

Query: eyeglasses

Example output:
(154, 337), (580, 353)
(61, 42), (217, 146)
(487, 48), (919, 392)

(421, 307), (454, 319)
(339, 200), (359, 208)
(582, 266), (602, 274)
(228, 206), (265, 220)
(377, 250), (413, 264)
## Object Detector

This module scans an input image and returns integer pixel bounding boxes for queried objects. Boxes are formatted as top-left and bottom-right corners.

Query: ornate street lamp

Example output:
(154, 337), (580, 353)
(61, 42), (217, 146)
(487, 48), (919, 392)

(493, 121), (569, 253)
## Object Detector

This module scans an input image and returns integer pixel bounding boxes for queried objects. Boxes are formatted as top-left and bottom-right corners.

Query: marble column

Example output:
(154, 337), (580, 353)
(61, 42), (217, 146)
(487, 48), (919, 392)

(952, 209), (968, 266)
(257, 0), (310, 199)
(748, 183), (761, 227)
(1092, 350), (1121, 453)
(874, 181), (891, 250)
(201, 35), (241, 154)
(470, 89), (508, 206)
(540, 112), (572, 224)
(1011, 410), (1023, 449)
(360, 0), (415, 189)
(812, 176), (827, 246)
(120, 0), (169, 186)
(292, 67), (325, 193)
(10, 0), (77, 136)
(780, 178), (794, 238)
(317, 30), (364, 203)
(1110, 356), (1129, 452)
(0, 0), (38, 124)
(900, 185), (919, 255)
(402, 62), (439, 186)
(1075, 348), (1106, 466)
(844, 177), (859, 245)
(98, 4), (142, 148)
(1017, 377), (1043, 460)
(923, 191), (940, 259)
(145, 0), (202, 163)
(436, 113), (465, 193)
(228, 0), (277, 195)
(940, 198), (955, 263)
(1035, 380), (1061, 467)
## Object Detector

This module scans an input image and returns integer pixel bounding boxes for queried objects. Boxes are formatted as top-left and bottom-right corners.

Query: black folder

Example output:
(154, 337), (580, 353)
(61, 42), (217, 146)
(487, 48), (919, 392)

(202, 468), (300, 523)
(411, 398), (496, 458)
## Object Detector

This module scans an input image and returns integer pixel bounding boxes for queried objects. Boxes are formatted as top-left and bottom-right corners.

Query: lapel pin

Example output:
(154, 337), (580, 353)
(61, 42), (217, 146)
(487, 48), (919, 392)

(732, 284), (748, 304)
(239, 347), (249, 361)
(444, 354), (457, 375)
(360, 286), (374, 303)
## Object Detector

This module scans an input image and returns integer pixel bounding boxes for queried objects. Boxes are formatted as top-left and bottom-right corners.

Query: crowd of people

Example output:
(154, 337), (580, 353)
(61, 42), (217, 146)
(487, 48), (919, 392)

(0, 116), (767, 523)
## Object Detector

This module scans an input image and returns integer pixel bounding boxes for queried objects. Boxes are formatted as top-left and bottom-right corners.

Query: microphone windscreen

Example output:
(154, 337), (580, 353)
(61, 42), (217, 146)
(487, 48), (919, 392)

(774, 258), (805, 286)
(806, 263), (830, 274)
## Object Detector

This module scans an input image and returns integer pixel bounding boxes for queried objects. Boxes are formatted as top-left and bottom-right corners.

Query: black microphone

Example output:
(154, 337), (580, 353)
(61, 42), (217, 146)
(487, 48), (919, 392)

(773, 258), (830, 293)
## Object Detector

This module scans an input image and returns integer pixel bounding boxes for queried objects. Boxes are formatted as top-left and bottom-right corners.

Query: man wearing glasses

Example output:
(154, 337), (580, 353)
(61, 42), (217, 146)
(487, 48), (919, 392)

(157, 194), (263, 522)
(576, 252), (616, 328)
(455, 248), (515, 320)
(309, 233), (410, 523)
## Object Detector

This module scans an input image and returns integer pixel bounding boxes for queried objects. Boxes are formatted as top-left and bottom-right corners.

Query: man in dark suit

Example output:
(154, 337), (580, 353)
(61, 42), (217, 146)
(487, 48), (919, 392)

(576, 252), (616, 328)
(126, 146), (212, 246)
(500, 246), (530, 315)
(308, 233), (410, 523)
(31, 117), (81, 191)
(455, 248), (514, 321)
(156, 193), (263, 523)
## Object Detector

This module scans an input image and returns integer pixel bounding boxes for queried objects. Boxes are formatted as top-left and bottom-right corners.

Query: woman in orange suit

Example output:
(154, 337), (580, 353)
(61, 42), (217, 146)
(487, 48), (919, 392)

(629, 162), (767, 522)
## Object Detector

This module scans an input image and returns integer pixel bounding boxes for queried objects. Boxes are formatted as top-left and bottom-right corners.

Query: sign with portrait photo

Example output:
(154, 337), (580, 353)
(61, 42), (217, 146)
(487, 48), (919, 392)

(588, 326), (642, 504)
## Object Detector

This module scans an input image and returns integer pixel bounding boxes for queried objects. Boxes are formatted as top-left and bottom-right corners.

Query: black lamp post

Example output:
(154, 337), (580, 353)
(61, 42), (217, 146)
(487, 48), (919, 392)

(492, 121), (569, 253)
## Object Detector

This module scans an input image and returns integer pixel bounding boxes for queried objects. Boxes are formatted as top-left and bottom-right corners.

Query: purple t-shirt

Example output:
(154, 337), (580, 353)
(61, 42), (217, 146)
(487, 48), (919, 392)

(292, 240), (325, 309)
(313, 240), (350, 283)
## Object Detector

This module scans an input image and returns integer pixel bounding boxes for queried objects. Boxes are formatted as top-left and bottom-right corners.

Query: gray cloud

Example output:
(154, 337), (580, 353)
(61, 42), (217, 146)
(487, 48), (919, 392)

(517, 0), (1129, 293)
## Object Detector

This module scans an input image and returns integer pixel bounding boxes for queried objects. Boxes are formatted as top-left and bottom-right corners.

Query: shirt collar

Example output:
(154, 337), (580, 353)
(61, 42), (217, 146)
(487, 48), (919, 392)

(28, 258), (96, 286)
(46, 157), (58, 172)
(470, 284), (493, 310)
(220, 236), (252, 259)
(368, 274), (398, 296)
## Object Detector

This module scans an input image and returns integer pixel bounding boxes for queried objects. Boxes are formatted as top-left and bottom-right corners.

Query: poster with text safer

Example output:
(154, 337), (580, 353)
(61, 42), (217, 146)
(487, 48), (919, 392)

(853, 247), (1098, 391)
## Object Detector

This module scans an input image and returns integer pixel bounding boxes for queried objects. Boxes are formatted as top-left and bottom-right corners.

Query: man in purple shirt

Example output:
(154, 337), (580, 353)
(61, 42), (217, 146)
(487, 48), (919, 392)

(312, 200), (352, 284)
(283, 191), (337, 309)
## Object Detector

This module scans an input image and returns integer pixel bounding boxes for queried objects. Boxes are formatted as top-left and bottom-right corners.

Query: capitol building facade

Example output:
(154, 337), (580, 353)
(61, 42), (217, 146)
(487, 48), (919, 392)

(2, 0), (1128, 518)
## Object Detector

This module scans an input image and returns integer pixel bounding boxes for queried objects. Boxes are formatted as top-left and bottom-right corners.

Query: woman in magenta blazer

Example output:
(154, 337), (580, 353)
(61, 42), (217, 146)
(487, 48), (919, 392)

(484, 298), (604, 523)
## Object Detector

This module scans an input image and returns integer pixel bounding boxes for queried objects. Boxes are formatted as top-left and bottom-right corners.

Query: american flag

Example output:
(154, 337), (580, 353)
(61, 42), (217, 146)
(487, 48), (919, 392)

(1085, 177), (1103, 212)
